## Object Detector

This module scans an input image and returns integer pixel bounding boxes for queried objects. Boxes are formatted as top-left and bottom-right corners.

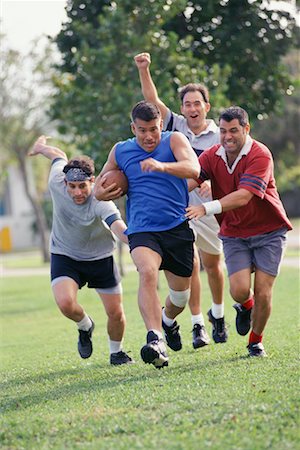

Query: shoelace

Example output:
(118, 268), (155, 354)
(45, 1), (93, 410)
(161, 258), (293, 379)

(170, 324), (180, 335)
(192, 324), (202, 336)
(216, 318), (225, 335)
(79, 329), (91, 343)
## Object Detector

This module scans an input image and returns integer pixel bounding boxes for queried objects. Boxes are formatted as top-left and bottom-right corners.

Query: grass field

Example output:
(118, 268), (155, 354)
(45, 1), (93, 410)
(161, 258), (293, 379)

(0, 260), (299, 450)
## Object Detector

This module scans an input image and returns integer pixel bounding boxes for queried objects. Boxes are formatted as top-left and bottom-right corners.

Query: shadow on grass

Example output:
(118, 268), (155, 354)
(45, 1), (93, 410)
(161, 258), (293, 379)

(1, 352), (255, 414)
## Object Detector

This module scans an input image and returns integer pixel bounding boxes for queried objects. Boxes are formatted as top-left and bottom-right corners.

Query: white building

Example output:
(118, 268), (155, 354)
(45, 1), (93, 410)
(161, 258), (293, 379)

(0, 163), (39, 251)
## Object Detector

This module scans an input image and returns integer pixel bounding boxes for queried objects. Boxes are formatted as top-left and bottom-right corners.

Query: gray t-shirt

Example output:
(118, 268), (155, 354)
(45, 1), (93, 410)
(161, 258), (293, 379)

(48, 159), (122, 261)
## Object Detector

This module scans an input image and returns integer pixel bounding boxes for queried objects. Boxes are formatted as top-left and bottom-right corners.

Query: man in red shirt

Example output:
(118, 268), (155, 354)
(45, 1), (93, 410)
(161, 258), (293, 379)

(186, 106), (292, 357)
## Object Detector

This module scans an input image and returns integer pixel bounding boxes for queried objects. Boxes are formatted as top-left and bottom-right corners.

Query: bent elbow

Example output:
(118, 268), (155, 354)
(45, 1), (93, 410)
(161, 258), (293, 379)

(190, 167), (200, 179)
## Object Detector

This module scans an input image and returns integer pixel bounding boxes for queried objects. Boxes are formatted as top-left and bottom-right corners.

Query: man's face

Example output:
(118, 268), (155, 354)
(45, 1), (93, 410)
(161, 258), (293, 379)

(131, 117), (163, 152)
(180, 91), (210, 132)
(65, 179), (94, 204)
(219, 118), (250, 156)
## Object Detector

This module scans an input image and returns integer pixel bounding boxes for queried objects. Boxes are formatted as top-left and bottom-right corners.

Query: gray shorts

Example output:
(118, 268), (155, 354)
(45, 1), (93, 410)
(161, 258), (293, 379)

(220, 227), (288, 277)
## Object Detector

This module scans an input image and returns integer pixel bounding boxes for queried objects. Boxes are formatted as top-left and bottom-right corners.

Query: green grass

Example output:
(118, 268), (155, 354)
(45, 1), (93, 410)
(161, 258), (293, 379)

(1, 252), (49, 269)
(0, 266), (299, 450)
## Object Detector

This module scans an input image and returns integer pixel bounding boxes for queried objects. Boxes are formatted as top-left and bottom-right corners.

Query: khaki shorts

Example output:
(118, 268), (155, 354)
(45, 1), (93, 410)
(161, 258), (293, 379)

(188, 190), (222, 255)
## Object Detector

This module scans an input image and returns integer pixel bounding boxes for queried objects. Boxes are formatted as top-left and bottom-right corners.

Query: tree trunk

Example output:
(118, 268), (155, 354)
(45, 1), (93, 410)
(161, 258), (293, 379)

(18, 153), (50, 263)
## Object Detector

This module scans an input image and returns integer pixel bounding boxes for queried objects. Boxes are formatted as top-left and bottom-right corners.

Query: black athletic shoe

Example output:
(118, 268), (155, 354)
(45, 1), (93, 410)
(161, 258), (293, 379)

(192, 324), (210, 349)
(78, 319), (95, 359)
(207, 309), (228, 343)
(110, 351), (135, 365)
(140, 331), (169, 369)
(233, 303), (252, 336)
(162, 315), (182, 351)
(247, 342), (267, 357)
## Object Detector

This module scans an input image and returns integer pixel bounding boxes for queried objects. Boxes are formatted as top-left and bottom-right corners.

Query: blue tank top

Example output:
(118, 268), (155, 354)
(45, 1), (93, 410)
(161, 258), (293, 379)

(115, 131), (189, 234)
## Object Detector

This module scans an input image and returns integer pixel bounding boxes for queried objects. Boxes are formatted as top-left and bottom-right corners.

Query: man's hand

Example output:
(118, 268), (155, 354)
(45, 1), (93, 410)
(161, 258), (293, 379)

(197, 180), (212, 199)
(94, 175), (123, 201)
(28, 135), (49, 156)
(185, 204), (206, 220)
(140, 158), (164, 173)
(134, 52), (151, 70)
(28, 135), (67, 161)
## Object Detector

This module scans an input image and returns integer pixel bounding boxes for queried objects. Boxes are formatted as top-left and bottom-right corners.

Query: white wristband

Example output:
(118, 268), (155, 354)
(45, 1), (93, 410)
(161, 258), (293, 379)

(203, 200), (222, 215)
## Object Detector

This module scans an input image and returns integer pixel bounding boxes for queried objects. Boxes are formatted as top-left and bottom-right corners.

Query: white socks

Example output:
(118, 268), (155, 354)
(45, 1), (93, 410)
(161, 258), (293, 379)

(109, 339), (122, 355)
(211, 302), (224, 319)
(150, 329), (163, 340)
(162, 308), (175, 327)
(77, 314), (92, 331)
(77, 315), (124, 355)
(191, 313), (205, 327)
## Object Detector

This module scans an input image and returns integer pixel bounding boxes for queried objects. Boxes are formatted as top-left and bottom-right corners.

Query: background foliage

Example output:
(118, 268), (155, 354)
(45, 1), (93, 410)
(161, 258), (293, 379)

(51, 0), (299, 183)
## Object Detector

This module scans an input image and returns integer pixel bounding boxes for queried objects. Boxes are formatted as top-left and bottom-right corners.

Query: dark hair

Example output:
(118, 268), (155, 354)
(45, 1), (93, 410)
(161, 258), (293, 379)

(131, 101), (161, 122)
(63, 155), (95, 177)
(219, 106), (249, 127)
(179, 83), (209, 104)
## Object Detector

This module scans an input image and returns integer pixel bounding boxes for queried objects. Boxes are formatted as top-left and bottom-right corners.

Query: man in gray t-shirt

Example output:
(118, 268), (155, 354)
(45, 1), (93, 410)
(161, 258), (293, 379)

(135, 52), (228, 348)
(29, 136), (134, 366)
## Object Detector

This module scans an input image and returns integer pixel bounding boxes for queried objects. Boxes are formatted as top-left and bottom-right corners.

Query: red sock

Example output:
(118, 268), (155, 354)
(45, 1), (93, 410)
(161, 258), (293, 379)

(242, 297), (254, 310)
(249, 330), (263, 345)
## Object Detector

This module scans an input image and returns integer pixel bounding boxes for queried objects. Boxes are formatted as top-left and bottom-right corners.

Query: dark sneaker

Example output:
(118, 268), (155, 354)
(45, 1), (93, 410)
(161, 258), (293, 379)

(233, 303), (252, 335)
(162, 316), (182, 351)
(110, 351), (135, 365)
(207, 309), (228, 343)
(192, 324), (210, 349)
(78, 320), (95, 359)
(140, 331), (169, 369)
(247, 342), (267, 357)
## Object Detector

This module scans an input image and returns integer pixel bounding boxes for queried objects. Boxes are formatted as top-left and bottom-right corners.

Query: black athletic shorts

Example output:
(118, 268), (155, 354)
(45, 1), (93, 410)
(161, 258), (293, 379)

(51, 254), (121, 289)
(128, 221), (194, 277)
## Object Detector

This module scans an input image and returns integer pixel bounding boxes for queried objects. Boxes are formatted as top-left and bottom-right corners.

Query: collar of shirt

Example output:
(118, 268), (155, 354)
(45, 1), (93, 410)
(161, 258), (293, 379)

(216, 135), (253, 174)
(187, 119), (218, 139)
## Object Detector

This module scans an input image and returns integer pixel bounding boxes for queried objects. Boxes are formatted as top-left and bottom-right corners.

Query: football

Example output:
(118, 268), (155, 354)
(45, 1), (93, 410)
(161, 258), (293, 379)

(102, 169), (128, 195)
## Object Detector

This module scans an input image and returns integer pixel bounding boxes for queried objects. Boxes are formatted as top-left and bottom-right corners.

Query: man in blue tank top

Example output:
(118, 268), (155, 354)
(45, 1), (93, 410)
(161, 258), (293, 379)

(134, 52), (227, 349)
(95, 101), (200, 369)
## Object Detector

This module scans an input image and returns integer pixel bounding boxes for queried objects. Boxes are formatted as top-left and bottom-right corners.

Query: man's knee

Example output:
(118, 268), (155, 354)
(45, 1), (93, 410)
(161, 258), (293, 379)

(254, 288), (272, 306)
(169, 288), (190, 308)
(138, 265), (158, 285)
(107, 307), (125, 323)
(229, 285), (250, 302)
(202, 255), (222, 275)
(56, 296), (76, 315)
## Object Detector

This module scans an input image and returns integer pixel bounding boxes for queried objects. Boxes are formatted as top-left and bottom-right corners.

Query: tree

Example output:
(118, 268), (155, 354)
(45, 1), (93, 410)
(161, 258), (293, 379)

(0, 37), (57, 262)
(51, 0), (299, 206)
(251, 49), (300, 193)
(164, 0), (298, 119)
(51, 0), (230, 168)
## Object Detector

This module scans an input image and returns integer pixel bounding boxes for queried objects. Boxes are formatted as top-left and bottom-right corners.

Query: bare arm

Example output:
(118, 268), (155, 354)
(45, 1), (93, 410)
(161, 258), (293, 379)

(140, 132), (200, 179)
(188, 179), (200, 192)
(94, 146), (123, 201)
(185, 188), (254, 220)
(99, 146), (119, 176)
(134, 52), (169, 121)
(110, 219), (128, 245)
(28, 135), (67, 161)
